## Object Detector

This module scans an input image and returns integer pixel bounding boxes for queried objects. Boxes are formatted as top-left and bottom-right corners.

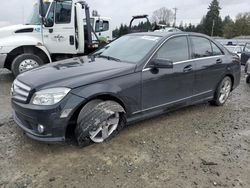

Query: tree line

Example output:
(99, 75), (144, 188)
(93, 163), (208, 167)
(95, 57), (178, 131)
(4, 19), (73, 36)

(112, 0), (250, 39)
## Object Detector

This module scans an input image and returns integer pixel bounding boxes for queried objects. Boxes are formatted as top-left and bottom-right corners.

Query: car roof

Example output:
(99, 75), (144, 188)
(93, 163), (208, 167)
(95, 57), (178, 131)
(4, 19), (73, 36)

(128, 32), (212, 39)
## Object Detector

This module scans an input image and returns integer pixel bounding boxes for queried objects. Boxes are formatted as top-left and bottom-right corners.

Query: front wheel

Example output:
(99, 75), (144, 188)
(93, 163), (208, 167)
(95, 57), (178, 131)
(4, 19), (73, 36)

(75, 100), (126, 147)
(11, 53), (44, 77)
(210, 76), (232, 106)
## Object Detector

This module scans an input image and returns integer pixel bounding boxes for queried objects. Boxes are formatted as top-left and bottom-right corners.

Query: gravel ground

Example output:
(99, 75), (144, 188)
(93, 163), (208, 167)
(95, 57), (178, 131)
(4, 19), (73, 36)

(0, 68), (250, 188)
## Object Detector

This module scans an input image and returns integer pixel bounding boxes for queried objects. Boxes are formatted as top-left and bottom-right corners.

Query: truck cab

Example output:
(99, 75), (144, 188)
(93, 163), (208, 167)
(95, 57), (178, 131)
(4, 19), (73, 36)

(0, 0), (112, 77)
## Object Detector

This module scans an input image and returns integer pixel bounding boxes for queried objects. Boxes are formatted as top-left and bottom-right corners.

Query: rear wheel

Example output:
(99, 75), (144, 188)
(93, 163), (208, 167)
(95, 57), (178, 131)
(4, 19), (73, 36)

(11, 53), (44, 77)
(210, 76), (232, 106)
(246, 75), (250, 84)
(75, 100), (126, 147)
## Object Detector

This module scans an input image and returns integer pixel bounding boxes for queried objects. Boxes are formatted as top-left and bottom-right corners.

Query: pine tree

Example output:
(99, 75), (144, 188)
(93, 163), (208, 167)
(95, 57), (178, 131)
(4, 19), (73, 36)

(203, 0), (223, 36)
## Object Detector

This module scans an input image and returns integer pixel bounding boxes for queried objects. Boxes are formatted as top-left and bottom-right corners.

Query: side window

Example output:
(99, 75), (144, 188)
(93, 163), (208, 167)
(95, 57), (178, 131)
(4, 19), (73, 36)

(55, 1), (72, 24)
(211, 42), (223, 56)
(155, 36), (189, 62)
(191, 36), (213, 58)
(45, 2), (55, 27)
(96, 20), (109, 32)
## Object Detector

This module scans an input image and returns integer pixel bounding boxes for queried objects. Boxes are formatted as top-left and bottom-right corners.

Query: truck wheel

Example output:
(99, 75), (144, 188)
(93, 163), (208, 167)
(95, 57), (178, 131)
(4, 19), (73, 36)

(75, 100), (126, 147)
(246, 75), (250, 84)
(210, 76), (232, 106)
(11, 53), (44, 77)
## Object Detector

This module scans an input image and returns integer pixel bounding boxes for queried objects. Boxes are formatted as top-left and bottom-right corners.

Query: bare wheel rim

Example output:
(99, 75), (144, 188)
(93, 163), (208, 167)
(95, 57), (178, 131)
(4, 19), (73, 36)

(219, 79), (231, 104)
(89, 112), (120, 143)
(19, 59), (39, 73)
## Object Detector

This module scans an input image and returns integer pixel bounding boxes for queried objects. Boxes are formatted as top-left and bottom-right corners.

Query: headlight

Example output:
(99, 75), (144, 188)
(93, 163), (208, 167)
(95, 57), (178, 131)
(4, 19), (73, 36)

(31, 88), (71, 106)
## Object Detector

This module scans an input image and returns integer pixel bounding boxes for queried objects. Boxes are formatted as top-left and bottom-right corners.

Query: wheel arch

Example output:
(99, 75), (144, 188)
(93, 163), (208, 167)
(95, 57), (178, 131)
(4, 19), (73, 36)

(65, 93), (127, 139)
(4, 45), (51, 70)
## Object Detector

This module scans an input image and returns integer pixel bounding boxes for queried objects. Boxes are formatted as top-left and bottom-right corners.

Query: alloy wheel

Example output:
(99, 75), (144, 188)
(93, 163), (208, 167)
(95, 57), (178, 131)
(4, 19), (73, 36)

(89, 112), (120, 143)
(219, 79), (232, 104)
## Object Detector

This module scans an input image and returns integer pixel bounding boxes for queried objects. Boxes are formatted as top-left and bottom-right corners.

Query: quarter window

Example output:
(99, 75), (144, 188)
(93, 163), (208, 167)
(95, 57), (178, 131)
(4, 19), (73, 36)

(55, 1), (72, 24)
(191, 36), (213, 58)
(211, 42), (223, 56)
(155, 36), (189, 62)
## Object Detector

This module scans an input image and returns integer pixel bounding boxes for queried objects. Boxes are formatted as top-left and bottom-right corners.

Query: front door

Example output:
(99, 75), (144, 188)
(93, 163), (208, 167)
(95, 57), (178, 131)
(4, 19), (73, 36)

(95, 19), (112, 42)
(142, 36), (195, 111)
(43, 0), (76, 54)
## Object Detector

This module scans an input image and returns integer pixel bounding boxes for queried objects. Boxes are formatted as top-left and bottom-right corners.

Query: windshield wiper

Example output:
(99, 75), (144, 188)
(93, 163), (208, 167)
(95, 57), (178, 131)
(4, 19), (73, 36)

(98, 55), (121, 62)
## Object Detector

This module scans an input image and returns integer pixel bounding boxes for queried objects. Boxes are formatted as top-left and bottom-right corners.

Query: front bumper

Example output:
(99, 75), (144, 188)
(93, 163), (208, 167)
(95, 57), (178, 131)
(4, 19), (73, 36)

(0, 53), (7, 68)
(12, 93), (85, 142)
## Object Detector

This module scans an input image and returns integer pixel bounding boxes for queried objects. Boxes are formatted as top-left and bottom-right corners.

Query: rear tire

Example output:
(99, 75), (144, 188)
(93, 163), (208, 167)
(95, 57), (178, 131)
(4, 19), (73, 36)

(11, 53), (44, 77)
(210, 76), (232, 106)
(246, 75), (250, 84)
(75, 100), (126, 147)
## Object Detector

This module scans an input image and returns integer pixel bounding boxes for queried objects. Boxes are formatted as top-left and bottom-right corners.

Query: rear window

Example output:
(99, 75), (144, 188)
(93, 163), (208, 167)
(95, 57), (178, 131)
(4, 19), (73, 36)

(190, 36), (213, 58)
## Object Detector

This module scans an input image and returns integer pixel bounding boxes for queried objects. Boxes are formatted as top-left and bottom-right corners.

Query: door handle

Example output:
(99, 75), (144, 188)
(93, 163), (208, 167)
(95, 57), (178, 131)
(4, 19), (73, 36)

(216, 59), (222, 64)
(69, 35), (74, 45)
(183, 65), (193, 72)
(49, 29), (53, 33)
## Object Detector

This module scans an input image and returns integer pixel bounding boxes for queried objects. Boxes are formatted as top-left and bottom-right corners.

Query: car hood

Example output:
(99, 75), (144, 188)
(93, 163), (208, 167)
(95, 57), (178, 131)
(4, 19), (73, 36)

(17, 56), (137, 90)
(0, 24), (39, 38)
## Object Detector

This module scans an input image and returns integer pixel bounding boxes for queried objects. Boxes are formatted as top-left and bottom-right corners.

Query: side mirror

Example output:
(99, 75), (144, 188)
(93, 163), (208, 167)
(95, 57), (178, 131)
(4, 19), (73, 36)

(44, 18), (54, 27)
(150, 58), (173, 69)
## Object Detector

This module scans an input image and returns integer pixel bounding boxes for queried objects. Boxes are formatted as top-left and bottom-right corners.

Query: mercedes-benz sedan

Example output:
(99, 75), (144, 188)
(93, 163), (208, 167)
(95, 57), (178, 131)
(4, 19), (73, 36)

(11, 32), (241, 146)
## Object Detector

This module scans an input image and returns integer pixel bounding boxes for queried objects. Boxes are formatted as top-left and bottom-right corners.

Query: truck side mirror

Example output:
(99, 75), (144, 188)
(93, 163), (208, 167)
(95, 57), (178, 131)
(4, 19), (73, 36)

(97, 20), (104, 32)
(44, 18), (54, 27)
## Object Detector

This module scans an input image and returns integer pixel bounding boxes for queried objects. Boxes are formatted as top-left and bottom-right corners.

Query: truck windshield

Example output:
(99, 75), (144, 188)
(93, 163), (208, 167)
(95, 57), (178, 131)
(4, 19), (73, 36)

(95, 35), (161, 63)
(26, 2), (51, 25)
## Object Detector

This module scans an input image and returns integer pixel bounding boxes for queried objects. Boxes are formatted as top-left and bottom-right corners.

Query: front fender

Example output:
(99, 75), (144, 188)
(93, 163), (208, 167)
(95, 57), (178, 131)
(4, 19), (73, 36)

(71, 83), (130, 113)
(0, 36), (52, 63)
(0, 36), (41, 52)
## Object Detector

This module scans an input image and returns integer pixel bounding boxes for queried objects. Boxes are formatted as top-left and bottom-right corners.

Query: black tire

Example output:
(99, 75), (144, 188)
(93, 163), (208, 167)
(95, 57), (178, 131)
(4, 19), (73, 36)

(245, 63), (249, 74)
(210, 76), (232, 106)
(11, 53), (44, 77)
(246, 75), (250, 84)
(75, 100), (126, 147)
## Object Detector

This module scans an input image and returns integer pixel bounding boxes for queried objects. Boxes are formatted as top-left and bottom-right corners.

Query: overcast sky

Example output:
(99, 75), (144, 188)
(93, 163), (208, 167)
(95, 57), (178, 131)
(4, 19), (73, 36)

(0, 0), (249, 29)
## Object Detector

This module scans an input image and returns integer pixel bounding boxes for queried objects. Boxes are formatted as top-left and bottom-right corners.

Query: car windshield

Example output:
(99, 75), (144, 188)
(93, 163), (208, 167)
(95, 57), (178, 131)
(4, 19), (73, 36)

(94, 35), (161, 63)
(26, 2), (51, 25)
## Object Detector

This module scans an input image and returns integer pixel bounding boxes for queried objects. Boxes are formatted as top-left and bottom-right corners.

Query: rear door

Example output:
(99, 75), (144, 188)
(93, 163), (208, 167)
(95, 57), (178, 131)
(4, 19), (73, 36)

(142, 35), (195, 111)
(190, 36), (225, 99)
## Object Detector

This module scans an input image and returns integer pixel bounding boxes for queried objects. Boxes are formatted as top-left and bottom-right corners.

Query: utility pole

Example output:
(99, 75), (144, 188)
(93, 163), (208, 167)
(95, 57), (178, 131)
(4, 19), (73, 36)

(173, 7), (178, 27)
(211, 19), (215, 37)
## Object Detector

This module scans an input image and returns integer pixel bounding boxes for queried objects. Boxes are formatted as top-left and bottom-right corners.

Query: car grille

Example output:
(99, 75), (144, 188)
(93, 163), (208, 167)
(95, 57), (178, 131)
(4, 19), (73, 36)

(11, 79), (31, 103)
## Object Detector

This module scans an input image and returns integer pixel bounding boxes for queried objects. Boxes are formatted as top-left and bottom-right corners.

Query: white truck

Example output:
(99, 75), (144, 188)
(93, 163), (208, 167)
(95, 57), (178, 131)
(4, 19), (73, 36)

(0, 0), (112, 77)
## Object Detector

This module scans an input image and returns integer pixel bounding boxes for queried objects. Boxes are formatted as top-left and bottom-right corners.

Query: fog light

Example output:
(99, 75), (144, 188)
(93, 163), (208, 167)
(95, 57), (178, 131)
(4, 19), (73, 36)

(38, 124), (45, 133)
